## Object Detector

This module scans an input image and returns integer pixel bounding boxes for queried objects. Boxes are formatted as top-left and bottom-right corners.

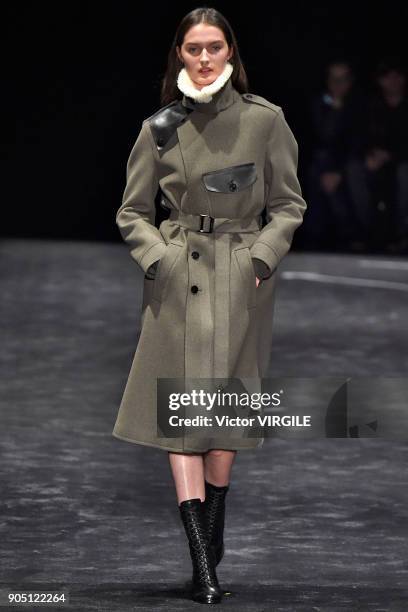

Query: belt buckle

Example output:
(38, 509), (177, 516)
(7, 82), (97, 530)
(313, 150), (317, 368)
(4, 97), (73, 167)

(199, 214), (214, 233)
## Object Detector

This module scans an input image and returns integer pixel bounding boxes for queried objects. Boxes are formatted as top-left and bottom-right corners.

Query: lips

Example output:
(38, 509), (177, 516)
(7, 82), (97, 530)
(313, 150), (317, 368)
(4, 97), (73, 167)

(199, 69), (212, 74)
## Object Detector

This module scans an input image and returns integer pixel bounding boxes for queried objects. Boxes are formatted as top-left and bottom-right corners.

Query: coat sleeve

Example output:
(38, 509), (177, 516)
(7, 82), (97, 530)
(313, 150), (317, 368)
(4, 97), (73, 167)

(250, 108), (307, 279)
(116, 120), (167, 275)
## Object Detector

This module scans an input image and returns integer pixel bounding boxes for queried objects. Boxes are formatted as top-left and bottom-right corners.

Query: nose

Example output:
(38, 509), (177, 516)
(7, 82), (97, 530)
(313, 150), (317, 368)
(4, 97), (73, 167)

(200, 49), (210, 63)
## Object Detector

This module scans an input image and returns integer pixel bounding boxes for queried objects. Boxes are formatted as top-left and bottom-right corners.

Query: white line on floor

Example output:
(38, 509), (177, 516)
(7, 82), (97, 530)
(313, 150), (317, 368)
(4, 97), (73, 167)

(357, 259), (408, 270)
(281, 271), (408, 291)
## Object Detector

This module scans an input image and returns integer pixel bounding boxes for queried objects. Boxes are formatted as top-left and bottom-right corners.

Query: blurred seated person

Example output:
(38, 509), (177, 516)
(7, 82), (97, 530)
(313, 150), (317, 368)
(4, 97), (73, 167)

(346, 58), (408, 253)
(303, 60), (367, 250)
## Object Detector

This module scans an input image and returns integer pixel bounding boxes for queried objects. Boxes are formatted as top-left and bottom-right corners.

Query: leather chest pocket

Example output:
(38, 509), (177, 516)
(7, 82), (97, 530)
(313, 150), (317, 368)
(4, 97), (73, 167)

(152, 242), (183, 303)
(234, 246), (257, 310)
(202, 162), (257, 193)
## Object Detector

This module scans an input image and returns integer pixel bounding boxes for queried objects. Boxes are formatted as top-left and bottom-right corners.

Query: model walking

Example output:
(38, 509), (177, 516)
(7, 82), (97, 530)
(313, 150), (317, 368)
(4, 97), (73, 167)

(113, 7), (307, 604)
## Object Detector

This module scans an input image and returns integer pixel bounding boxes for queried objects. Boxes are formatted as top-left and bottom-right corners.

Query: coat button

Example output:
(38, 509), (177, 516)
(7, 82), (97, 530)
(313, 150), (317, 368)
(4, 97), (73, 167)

(229, 180), (237, 191)
(191, 285), (199, 294)
(157, 136), (165, 147)
(191, 251), (200, 259)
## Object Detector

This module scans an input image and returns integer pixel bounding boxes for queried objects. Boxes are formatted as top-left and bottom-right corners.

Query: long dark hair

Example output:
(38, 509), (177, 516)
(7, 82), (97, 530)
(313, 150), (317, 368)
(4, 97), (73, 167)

(160, 7), (249, 106)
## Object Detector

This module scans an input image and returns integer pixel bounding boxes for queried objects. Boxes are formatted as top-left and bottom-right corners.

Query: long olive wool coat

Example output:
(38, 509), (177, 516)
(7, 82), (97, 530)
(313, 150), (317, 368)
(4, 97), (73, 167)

(112, 76), (307, 453)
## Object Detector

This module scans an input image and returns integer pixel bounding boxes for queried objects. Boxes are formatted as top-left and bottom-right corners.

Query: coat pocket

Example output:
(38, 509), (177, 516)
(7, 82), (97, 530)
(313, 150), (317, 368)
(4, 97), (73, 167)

(152, 241), (183, 303)
(202, 162), (257, 193)
(233, 246), (257, 310)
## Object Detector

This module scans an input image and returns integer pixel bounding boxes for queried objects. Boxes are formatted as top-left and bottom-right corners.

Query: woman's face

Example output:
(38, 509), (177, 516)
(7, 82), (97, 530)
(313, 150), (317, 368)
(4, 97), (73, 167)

(177, 23), (233, 90)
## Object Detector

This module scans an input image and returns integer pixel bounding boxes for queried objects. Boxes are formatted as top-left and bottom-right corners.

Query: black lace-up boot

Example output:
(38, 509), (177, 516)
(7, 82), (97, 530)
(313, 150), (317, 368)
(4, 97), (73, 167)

(179, 498), (223, 604)
(203, 480), (229, 566)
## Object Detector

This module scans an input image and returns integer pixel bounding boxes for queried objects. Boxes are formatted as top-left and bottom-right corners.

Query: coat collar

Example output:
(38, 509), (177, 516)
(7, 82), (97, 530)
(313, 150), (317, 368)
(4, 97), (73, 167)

(181, 75), (239, 115)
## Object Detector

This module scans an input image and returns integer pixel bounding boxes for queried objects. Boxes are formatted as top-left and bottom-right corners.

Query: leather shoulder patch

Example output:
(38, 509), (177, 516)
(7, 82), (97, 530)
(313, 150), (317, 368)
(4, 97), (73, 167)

(241, 93), (281, 114)
(146, 100), (193, 151)
(145, 99), (179, 123)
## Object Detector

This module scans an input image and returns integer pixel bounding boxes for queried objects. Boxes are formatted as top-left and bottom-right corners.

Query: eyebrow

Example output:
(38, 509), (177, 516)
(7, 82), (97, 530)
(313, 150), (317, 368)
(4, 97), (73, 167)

(185, 40), (224, 45)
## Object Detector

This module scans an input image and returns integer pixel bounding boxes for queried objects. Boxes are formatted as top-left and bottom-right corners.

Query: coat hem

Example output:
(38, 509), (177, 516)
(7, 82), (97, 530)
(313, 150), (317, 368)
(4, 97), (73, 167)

(112, 430), (264, 453)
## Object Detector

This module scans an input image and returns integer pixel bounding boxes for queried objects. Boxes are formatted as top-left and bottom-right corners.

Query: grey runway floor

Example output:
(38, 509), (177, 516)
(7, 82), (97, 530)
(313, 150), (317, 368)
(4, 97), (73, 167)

(0, 239), (407, 611)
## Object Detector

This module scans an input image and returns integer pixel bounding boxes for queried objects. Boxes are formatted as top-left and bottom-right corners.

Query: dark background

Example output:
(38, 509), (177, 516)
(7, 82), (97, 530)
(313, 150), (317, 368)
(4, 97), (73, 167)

(8, 2), (408, 242)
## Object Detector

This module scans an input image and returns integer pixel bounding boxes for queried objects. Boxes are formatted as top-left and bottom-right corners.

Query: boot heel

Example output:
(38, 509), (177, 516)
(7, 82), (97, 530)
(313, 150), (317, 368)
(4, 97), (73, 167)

(179, 498), (223, 604)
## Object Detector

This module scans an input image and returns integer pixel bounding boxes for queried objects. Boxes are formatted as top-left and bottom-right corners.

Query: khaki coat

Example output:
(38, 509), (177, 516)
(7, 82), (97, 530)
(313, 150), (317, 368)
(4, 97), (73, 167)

(112, 77), (307, 453)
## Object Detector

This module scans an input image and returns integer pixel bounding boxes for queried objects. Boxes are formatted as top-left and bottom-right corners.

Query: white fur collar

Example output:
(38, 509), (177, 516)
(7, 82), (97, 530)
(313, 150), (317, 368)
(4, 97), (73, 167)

(177, 61), (234, 103)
